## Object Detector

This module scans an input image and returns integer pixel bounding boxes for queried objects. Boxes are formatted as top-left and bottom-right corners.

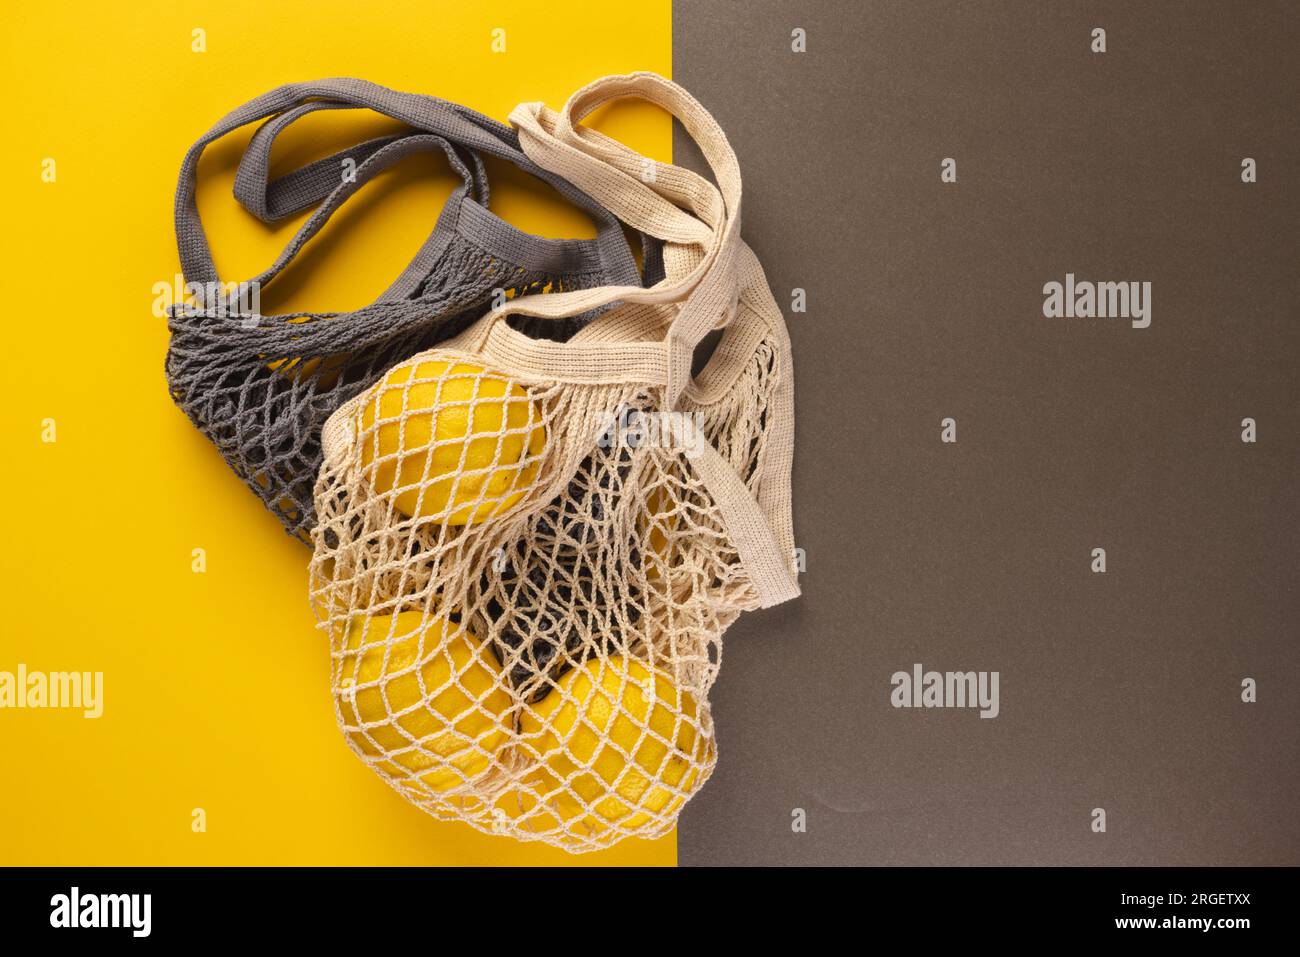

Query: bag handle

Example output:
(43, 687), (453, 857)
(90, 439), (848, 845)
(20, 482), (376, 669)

(467, 73), (742, 409)
(694, 440), (800, 608)
(176, 130), (478, 313)
(498, 73), (798, 598)
(232, 101), (490, 221)
(173, 79), (641, 309)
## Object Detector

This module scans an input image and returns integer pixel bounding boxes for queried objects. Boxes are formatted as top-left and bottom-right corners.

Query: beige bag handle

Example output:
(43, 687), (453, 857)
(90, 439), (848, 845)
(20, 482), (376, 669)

(504, 72), (797, 607)
(456, 72), (743, 411)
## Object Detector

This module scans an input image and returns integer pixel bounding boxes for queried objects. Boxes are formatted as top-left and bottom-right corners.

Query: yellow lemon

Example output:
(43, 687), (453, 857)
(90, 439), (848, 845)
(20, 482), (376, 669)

(336, 609), (513, 793)
(519, 656), (710, 833)
(358, 359), (546, 524)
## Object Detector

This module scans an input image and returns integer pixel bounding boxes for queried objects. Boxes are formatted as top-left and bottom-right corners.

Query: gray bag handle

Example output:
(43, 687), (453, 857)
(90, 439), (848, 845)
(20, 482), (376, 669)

(195, 132), (484, 313)
(233, 101), (490, 220)
(173, 78), (641, 307)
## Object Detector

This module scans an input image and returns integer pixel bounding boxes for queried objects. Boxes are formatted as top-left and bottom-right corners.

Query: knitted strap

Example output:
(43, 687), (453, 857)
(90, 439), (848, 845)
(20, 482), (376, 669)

(173, 78), (641, 308)
(231, 133), (476, 308)
(518, 73), (797, 603)
(474, 74), (743, 405)
(474, 72), (796, 604)
(233, 101), (490, 221)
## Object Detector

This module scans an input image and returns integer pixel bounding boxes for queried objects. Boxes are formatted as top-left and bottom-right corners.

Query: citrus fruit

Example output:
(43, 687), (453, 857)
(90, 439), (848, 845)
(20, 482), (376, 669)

(518, 656), (709, 833)
(336, 609), (513, 793)
(358, 358), (546, 524)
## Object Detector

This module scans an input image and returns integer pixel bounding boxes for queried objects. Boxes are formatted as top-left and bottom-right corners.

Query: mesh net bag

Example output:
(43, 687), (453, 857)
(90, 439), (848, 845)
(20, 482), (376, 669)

(309, 73), (799, 852)
(164, 79), (654, 542)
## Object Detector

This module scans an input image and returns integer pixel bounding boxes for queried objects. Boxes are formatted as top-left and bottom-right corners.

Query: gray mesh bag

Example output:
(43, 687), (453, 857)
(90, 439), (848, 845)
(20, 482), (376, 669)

(164, 79), (655, 541)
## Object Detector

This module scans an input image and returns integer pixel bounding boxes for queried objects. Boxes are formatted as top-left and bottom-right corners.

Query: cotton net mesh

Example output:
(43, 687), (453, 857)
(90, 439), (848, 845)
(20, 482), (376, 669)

(309, 71), (798, 852)
(309, 307), (785, 850)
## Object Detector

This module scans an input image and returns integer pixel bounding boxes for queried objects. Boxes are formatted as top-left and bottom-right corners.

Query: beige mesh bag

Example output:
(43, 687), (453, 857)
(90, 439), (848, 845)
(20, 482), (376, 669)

(309, 72), (799, 852)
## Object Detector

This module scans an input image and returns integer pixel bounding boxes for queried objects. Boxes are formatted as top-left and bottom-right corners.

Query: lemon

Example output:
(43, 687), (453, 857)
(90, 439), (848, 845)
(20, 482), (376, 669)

(336, 610), (513, 793)
(358, 359), (546, 524)
(519, 656), (709, 833)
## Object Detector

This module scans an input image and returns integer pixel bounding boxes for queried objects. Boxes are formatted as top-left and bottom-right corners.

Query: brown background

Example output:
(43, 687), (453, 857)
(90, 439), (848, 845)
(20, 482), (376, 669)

(672, 0), (1298, 865)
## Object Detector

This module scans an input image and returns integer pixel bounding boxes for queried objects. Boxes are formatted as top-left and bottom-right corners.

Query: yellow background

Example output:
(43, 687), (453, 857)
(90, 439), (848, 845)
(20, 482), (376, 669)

(0, 0), (673, 865)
